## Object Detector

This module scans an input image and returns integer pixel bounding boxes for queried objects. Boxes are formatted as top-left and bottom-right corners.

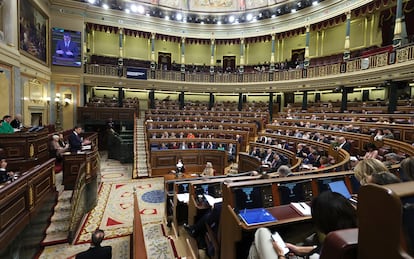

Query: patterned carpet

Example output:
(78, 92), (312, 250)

(76, 177), (165, 244)
(39, 152), (171, 258)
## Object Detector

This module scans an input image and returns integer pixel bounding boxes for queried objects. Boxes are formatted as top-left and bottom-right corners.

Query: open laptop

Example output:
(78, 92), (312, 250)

(328, 180), (357, 204)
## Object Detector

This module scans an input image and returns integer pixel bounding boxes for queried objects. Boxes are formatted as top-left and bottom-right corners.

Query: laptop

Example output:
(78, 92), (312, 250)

(328, 180), (357, 204)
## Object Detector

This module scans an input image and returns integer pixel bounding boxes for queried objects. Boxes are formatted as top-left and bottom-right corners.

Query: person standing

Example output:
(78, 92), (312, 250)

(68, 126), (90, 153)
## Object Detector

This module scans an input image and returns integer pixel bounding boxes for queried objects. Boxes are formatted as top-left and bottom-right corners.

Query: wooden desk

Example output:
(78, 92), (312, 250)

(0, 129), (49, 171)
(0, 158), (56, 248)
(220, 171), (356, 259)
(62, 148), (99, 190)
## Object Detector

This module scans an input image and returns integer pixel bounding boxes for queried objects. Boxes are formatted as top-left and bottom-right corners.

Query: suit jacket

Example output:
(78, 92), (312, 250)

(68, 131), (82, 152)
(76, 246), (112, 259)
(339, 141), (351, 153)
(56, 40), (79, 58)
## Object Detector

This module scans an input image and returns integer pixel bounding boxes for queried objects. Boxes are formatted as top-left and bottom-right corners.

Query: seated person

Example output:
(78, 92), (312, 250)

(248, 191), (357, 259)
(176, 159), (185, 174)
(361, 142), (379, 160)
(184, 202), (222, 254)
(50, 134), (69, 161)
(0, 158), (14, 183)
(353, 158), (388, 185)
(76, 229), (111, 259)
(201, 162), (215, 176)
(368, 171), (401, 185)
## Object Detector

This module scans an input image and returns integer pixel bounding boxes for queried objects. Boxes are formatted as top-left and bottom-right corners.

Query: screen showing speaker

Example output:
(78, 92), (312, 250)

(52, 27), (82, 67)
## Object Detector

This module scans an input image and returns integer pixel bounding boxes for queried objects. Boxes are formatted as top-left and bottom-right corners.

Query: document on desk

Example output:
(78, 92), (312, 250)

(238, 208), (277, 226)
(176, 193), (189, 203)
(82, 145), (92, 150)
(204, 194), (223, 207)
(290, 202), (311, 216)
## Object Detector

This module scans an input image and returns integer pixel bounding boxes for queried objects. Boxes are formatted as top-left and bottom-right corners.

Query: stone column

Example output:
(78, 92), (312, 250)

(344, 11), (351, 60)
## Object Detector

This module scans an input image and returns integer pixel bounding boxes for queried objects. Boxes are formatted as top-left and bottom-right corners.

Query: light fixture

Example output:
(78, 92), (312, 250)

(125, 9), (130, 14)
(130, 4), (137, 12)
(291, 9), (297, 13)
(176, 13), (182, 21)
(165, 16), (170, 20)
(312, 1), (319, 6)
(137, 5), (145, 14)
(87, 0), (95, 4)
(228, 15), (235, 23)
(102, 3), (109, 10)
(246, 13), (253, 21)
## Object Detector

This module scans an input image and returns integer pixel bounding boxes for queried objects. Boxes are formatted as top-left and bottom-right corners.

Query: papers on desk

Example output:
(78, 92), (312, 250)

(176, 193), (189, 203)
(238, 208), (277, 226)
(82, 145), (92, 150)
(203, 194), (223, 207)
(290, 202), (311, 216)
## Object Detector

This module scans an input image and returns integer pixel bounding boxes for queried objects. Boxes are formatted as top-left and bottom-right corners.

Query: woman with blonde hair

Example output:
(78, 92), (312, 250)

(353, 158), (388, 185)
(201, 162), (215, 176)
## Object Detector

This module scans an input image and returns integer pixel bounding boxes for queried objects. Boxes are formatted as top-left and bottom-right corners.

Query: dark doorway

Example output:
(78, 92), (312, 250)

(223, 56), (236, 73)
(291, 48), (305, 68)
(158, 52), (171, 70)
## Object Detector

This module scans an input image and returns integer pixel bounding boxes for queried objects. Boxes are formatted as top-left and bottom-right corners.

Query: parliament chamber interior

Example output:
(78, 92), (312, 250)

(0, 0), (414, 258)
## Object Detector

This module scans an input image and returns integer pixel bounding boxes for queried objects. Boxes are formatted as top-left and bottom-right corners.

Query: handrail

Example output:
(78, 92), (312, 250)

(84, 43), (414, 84)
(133, 189), (148, 259)
(68, 162), (87, 244)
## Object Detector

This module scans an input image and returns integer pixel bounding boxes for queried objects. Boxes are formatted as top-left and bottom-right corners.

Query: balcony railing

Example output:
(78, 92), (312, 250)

(85, 43), (414, 83)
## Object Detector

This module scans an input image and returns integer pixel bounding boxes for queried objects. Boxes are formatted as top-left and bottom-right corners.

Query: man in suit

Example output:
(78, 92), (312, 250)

(68, 126), (90, 153)
(76, 229), (112, 259)
(337, 136), (351, 153)
(55, 32), (79, 58)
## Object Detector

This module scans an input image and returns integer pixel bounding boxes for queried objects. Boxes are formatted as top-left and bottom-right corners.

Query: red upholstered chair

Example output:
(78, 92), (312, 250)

(319, 229), (358, 259)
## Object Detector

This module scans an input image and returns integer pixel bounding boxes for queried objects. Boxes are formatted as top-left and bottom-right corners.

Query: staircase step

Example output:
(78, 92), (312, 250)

(46, 221), (69, 235)
(51, 210), (71, 222)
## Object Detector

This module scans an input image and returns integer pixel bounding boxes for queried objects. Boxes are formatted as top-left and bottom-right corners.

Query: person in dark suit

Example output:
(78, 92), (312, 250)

(55, 32), (79, 58)
(10, 114), (23, 129)
(337, 137), (351, 153)
(76, 229), (112, 259)
(68, 126), (90, 153)
(0, 158), (14, 183)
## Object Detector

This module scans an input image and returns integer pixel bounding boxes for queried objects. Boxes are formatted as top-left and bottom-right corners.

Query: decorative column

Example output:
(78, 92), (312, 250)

(3, 0), (18, 47)
(269, 92), (274, 120)
(118, 87), (123, 107)
(210, 37), (215, 74)
(181, 37), (186, 81)
(387, 81), (398, 113)
(210, 37), (215, 82)
(149, 90), (155, 109)
(150, 33), (156, 79)
(209, 93), (214, 110)
(340, 86), (348, 113)
(239, 38), (245, 74)
(302, 91), (308, 111)
(344, 11), (351, 60)
(304, 25), (310, 67)
(270, 33), (276, 72)
(238, 93), (243, 111)
(118, 28), (124, 77)
(179, 91), (185, 109)
(393, 0), (404, 47)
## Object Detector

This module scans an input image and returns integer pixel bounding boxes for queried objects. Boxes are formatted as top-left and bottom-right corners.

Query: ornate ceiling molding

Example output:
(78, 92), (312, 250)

(51, 0), (372, 39)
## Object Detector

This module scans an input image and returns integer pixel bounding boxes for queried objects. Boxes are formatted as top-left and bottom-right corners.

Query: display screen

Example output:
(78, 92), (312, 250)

(233, 184), (272, 212)
(195, 183), (222, 198)
(52, 27), (82, 67)
(278, 180), (312, 205)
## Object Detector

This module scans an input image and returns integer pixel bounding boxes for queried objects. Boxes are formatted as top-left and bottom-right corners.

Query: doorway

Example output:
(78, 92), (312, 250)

(223, 56), (236, 73)
(158, 52), (171, 70)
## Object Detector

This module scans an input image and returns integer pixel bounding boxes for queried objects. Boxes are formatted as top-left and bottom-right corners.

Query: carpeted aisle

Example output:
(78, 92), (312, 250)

(39, 167), (168, 258)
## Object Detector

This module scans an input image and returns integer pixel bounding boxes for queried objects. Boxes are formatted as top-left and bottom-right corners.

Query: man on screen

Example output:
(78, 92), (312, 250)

(55, 32), (79, 58)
